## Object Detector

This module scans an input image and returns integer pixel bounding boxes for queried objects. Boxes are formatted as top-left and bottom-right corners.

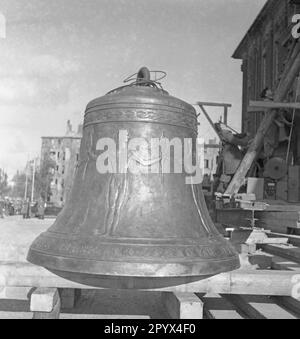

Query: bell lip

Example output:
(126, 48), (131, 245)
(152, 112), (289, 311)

(27, 247), (240, 280)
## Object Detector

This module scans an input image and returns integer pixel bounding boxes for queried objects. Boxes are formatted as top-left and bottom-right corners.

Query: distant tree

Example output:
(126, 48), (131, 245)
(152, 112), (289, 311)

(0, 169), (10, 197)
(35, 156), (56, 202)
(10, 172), (25, 198)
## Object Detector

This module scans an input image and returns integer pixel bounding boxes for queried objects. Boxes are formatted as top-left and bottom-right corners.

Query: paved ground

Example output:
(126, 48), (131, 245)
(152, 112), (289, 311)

(0, 216), (168, 319)
(0, 216), (51, 262)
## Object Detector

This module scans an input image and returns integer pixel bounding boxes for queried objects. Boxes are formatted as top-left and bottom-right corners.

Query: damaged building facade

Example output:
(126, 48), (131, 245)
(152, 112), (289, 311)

(232, 0), (300, 202)
(40, 121), (82, 207)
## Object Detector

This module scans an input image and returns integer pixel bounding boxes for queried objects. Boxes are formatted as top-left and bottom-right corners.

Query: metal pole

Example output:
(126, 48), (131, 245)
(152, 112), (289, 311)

(31, 158), (36, 203)
(24, 159), (29, 200)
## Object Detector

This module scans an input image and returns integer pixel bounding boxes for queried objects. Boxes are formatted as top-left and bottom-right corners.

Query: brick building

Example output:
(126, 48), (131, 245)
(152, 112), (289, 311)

(40, 121), (82, 207)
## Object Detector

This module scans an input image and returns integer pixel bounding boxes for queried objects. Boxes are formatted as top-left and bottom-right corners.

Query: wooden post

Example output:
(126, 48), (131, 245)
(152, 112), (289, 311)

(224, 106), (228, 125)
(225, 43), (300, 196)
(30, 288), (61, 319)
(162, 292), (204, 319)
(59, 288), (81, 309)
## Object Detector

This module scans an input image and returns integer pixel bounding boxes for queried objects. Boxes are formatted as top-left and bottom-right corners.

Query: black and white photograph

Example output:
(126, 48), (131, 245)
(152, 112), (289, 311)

(0, 0), (300, 322)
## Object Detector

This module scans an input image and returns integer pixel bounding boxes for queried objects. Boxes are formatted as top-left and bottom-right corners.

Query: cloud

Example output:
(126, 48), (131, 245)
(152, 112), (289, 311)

(0, 54), (80, 105)
(29, 55), (80, 76)
(0, 77), (38, 102)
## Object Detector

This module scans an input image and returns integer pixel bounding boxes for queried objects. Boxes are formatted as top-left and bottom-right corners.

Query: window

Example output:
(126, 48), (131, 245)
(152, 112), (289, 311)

(262, 54), (267, 90)
(205, 160), (210, 169)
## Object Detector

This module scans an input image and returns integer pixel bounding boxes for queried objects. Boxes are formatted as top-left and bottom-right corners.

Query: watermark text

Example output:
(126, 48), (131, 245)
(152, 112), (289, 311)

(292, 14), (300, 39)
(292, 274), (300, 301)
(95, 130), (204, 184)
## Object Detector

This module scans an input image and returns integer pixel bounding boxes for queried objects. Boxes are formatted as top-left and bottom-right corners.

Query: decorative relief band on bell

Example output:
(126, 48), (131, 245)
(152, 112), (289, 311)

(30, 234), (237, 263)
(85, 103), (196, 118)
(83, 109), (198, 132)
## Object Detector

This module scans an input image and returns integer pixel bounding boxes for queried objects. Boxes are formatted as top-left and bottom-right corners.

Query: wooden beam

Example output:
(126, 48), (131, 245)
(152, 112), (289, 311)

(260, 244), (300, 264)
(0, 287), (33, 300)
(272, 296), (300, 317)
(30, 288), (61, 320)
(201, 294), (245, 319)
(270, 255), (300, 272)
(162, 292), (204, 319)
(249, 100), (300, 110)
(224, 106), (228, 125)
(224, 295), (297, 319)
(197, 102), (232, 108)
(269, 233), (300, 247)
(59, 289), (81, 310)
(248, 107), (268, 113)
(0, 262), (298, 296)
(225, 42), (300, 196)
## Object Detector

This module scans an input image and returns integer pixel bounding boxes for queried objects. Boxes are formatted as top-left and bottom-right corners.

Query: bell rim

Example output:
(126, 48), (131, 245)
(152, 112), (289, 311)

(27, 247), (240, 279)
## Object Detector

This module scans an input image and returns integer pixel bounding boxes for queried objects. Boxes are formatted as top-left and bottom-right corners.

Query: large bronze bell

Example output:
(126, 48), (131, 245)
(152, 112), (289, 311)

(27, 68), (239, 289)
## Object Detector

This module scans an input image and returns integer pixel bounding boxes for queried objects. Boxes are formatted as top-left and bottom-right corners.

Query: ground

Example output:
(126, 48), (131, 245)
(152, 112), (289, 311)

(0, 216), (169, 319)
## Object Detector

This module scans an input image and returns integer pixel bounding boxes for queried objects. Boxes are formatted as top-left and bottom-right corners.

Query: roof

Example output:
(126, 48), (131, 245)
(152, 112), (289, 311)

(232, 0), (276, 59)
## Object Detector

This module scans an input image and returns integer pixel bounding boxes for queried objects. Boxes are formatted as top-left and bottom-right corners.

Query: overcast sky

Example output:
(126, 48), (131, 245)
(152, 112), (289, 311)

(0, 0), (267, 178)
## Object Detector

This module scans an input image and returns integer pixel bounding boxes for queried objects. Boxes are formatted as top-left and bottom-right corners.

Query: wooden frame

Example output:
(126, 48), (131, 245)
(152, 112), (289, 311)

(0, 262), (297, 297)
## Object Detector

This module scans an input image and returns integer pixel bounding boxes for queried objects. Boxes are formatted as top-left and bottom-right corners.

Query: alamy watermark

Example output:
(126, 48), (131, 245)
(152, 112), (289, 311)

(292, 274), (300, 301)
(0, 12), (6, 39)
(292, 14), (300, 39)
(95, 130), (204, 185)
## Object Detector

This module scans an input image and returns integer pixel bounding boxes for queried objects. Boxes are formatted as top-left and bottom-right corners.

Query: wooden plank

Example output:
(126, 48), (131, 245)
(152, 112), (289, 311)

(30, 288), (61, 320)
(0, 287), (33, 300)
(261, 244), (300, 264)
(30, 288), (59, 313)
(271, 255), (300, 271)
(0, 262), (298, 296)
(197, 102), (232, 108)
(200, 294), (245, 319)
(249, 100), (300, 110)
(247, 107), (268, 113)
(222, 295), (265, 319)
(272, 296), (300, 318)
(59, 289), (81, 310)
(224, 295), (297, 319)
(217, 205), (300, 232)
(269, 232), (300, 247)
(162, 292), (203, 319)
(59, 314), (151, 319)
(259, 238), (289, 245)
(33, 297), (61, 320)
